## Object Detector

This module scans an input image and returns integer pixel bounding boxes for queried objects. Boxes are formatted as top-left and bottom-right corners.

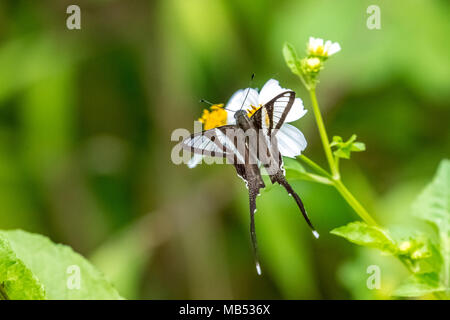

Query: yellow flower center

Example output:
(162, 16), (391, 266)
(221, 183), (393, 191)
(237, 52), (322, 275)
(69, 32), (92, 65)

(198, 104), (227, 130)
(309, 45), (328, 57)
(247, 105), (261, 118)
(315, 45), (325, 56)
(246, 105), (270, 126)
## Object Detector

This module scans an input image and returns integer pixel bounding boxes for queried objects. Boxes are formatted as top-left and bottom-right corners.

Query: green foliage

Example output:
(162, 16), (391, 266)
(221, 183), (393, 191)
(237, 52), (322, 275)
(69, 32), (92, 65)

(282, 43), (302, 76)
(283, 157), (333, 185)
(0, 230), (122, 300)
(330, 135), (365, 160)
(396, 159), (450, 297)
(0, 232), (45, 299)
(283, 42), (318, 89)
(333, 160), (450, 298)
(394, 273), (444, 297)
(413, 160), (450, 231)
(331, 222), (397, 254)
(0, 0), (448, 300)
(397, 237), (442, 275)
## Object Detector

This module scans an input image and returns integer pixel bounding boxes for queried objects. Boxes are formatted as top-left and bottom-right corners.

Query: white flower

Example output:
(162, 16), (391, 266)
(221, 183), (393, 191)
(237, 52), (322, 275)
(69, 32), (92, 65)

(188, 79), (308, 168)
(307, 37), (341, 58)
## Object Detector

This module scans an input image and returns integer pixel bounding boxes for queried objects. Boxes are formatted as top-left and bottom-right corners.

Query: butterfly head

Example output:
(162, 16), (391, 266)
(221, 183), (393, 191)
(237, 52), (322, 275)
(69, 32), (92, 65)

(234, 110), (248, 121)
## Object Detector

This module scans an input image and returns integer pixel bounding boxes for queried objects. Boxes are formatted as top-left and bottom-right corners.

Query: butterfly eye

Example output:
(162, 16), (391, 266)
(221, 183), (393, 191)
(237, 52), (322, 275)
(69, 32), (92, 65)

(234, 110), (245, 119)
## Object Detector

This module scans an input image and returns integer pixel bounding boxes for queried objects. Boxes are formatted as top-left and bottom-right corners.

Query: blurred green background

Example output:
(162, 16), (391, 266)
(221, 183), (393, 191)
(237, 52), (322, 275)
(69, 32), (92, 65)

(0, 0), (448, 299)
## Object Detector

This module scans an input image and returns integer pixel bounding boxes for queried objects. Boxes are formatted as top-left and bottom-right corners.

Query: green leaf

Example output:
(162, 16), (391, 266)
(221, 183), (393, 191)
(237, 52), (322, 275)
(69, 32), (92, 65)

(0, 230), (122, 300)
(331, 222), (397, 254)
(398, 237), (443, 275)
(331, 134), (365, 159)
(411, 159), (450, 293)
(394, 273), (444, 297)
(351, 142), (366, 152)
(283, 157), (307, 174)
(283, 43), (302, 76)
(413, 159), (449, 230)
(0, 233), (46, 299)
(284, 157), (333, 185)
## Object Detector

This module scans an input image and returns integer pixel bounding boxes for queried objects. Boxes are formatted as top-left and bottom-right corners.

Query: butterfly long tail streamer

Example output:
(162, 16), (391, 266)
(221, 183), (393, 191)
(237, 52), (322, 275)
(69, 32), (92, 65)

(248, 185), (262, 275)
(274, 173), (319, 239)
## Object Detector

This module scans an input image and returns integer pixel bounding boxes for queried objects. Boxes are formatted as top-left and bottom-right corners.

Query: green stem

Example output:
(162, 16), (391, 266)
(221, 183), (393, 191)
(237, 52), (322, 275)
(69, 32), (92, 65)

(298, 69), (443, 299)
(307, 87), (378, 226)
(333, 180), (378, 226)
(309, 89), (339, 179)
(0, 283), (9, 300)
(335, 156), (340, 174)
(298, 74), (310, 91)
(298, 155), (332, 178)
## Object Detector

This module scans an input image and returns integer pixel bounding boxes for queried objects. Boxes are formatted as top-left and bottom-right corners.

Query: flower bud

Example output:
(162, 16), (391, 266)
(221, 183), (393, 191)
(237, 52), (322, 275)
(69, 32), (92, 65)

(301, 57), (322, 74)
(398, 241), (412, 253)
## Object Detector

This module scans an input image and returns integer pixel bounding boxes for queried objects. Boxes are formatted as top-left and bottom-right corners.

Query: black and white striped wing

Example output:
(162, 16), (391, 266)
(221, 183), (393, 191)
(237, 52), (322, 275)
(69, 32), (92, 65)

(179, 125), (246, 163)
(251, 91), (296, 136)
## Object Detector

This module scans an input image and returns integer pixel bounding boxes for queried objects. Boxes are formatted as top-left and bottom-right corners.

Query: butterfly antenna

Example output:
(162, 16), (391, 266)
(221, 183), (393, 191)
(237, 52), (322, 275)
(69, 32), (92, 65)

(199, 99), (213, 106)
(201, 98), (237, 113)
(238, 73), (255, 111)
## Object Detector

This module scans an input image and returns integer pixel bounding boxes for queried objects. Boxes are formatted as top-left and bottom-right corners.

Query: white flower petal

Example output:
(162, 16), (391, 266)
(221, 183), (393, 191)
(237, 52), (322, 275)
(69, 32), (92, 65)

(188, 154), (203, 168)
(258, 79), (305, 123)
(246, 88), (260, 107)
(316, 38), (324, 49)
(227, 110), (236, 124)
(285, 98), (308, 123)
(258, 79), (287, 106)
(310, 37), (323, 51)
(226, 88), (259, 124)
(277, 124), (307, 158)
(226, 88), (259, 112)
(328, 42), (341, 56)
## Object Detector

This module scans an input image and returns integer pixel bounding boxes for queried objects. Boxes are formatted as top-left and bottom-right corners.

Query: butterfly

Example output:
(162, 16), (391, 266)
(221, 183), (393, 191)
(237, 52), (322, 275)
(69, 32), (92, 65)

(178, 88), (318, 275)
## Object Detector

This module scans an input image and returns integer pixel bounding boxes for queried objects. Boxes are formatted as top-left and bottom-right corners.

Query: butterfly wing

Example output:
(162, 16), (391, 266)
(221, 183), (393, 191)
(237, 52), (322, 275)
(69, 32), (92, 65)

(249, 91), (296, 173)
(181, 123), (267, 273)
(250, 91), (319, 238)
(251, 90), (296, 136)
(179, 125), (247, 163)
